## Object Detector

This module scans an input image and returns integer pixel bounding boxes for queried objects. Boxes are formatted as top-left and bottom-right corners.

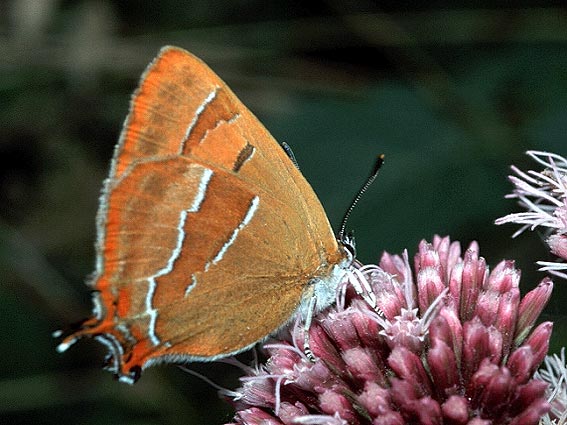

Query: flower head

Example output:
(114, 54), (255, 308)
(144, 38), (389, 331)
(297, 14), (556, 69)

(534, 348), (567, 425)
(496, 151), (567, 279)
(226, 236), (553, 424)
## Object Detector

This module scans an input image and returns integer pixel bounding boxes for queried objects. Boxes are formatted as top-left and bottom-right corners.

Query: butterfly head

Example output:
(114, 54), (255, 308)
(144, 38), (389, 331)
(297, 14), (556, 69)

(339, 231), (356, 267)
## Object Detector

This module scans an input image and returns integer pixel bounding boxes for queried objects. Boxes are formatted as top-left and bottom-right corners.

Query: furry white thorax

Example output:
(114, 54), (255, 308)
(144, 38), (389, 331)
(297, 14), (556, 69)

(297, 258), (350, 318)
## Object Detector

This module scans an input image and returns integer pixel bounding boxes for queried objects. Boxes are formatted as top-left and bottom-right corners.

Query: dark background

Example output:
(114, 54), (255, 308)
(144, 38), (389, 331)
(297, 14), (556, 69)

(2, 1), (567, 424)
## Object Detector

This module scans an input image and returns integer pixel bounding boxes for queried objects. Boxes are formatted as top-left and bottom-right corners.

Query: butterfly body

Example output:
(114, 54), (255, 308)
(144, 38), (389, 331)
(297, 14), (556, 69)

(58, 46), (348, 383)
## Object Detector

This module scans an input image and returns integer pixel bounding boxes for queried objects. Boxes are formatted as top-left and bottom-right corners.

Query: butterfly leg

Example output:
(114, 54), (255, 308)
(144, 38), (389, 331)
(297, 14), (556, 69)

(302, 293), (317, 362)
(350, 268), (384, 316)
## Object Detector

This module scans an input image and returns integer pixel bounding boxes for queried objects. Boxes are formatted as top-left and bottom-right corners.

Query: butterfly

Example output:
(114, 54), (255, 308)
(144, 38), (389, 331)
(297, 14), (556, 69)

(57, 46), (353, 383)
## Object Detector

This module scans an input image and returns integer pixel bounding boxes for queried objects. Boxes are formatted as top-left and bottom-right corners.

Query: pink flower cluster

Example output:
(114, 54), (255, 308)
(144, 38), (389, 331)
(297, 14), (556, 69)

(227, 236), (553, 425)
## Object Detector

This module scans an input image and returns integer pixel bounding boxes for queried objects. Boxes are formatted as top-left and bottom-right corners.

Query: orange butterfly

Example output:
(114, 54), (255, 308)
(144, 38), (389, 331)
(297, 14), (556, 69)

(58, 46), (351, 383)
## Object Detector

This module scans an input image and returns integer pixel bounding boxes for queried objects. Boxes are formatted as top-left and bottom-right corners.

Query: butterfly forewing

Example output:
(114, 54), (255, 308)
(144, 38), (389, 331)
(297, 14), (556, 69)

(60, 46), (346, 382)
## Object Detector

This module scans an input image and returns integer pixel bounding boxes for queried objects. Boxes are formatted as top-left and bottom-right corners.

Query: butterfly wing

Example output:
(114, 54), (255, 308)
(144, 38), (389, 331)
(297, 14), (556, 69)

(59, 46), (346, 382)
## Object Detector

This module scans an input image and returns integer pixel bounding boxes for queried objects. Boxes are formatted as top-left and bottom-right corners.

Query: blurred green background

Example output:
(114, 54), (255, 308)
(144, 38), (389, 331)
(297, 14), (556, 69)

(2, 1), (567, 423)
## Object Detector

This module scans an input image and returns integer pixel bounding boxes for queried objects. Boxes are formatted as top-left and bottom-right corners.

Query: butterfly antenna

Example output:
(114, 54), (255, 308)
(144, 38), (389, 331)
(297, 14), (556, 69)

(338, 154), (385, 244)
(281, 142), (301, 170)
